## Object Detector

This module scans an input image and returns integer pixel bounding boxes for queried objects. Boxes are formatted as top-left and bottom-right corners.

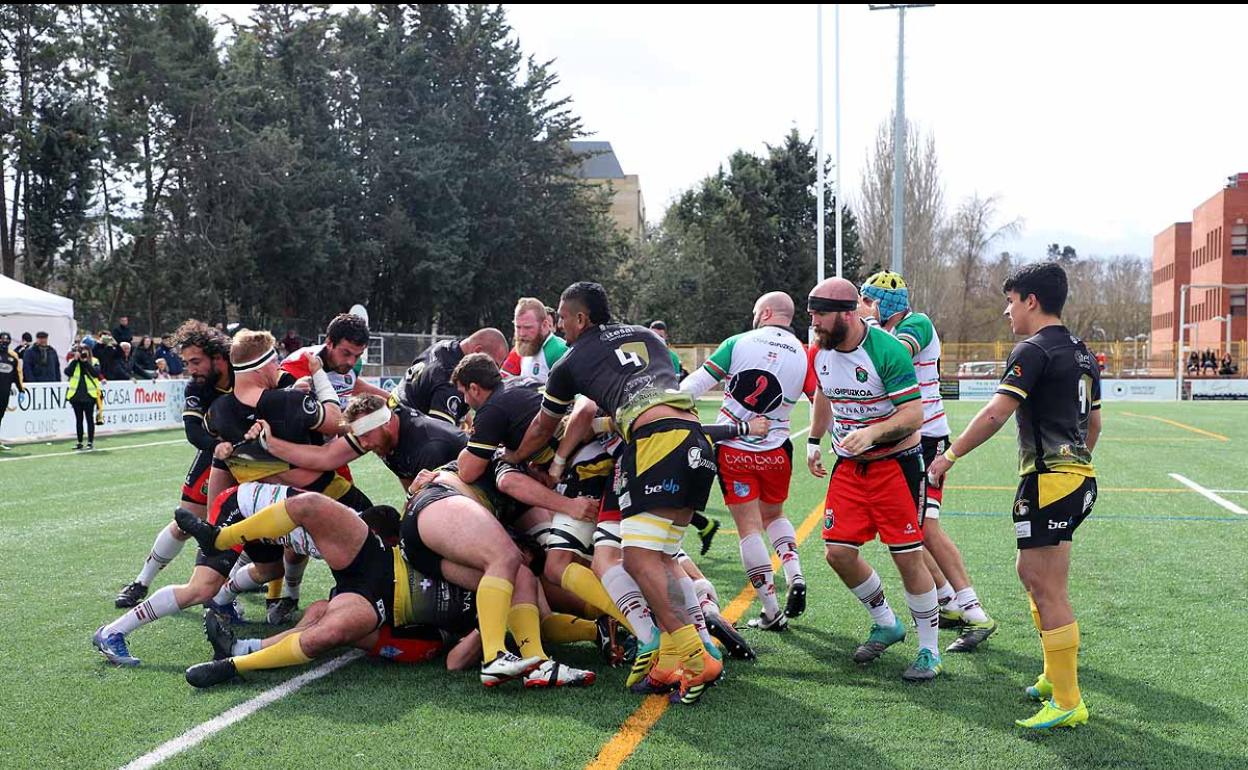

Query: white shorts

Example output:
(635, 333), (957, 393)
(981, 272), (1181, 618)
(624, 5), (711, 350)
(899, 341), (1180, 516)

(546, 513), (594, 558)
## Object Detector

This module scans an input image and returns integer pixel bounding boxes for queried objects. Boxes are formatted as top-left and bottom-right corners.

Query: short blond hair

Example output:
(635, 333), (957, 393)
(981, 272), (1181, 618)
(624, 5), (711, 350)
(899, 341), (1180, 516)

(344, 393), (387, 424)
(230, 329), (276, 365)
(514, 297), (547, 322)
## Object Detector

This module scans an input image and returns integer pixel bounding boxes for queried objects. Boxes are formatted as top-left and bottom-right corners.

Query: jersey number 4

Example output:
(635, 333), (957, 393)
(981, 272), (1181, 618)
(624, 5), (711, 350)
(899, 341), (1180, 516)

(614, 343), (649, 369)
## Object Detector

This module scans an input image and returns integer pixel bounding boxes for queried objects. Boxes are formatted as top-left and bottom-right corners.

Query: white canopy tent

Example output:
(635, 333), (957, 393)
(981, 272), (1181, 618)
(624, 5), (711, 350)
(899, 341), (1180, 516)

(0, 274), (77, 358)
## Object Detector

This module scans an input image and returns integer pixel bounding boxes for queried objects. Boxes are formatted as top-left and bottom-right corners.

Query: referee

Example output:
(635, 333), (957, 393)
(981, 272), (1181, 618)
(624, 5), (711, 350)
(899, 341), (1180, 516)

(927, 261), (1101, 730)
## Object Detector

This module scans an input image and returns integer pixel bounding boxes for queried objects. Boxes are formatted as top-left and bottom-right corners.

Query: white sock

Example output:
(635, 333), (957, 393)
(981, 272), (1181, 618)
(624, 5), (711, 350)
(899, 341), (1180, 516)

(766, 518), (804, 586)
(693, 578), (721, 617)
(231, 638), (263, 656)
(135, 526), (186, 586)
(936, 579), (957, 608)
(104, 585), (183, 637)
(905, 588), (940, 654)
(849, 570), (897, 628)
(739, 533), (780, 616)
(956, 586), (989, 623)
(214, 563), (266, 605)
(281, 554), (307, 602)
(601, 564), (658, 646)
(679, 575), (714, 648)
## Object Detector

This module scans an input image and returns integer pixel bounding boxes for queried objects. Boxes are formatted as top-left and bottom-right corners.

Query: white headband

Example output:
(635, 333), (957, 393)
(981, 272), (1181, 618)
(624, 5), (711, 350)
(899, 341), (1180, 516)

(350, 405), (392, 436)
(233, 347), (277, 372)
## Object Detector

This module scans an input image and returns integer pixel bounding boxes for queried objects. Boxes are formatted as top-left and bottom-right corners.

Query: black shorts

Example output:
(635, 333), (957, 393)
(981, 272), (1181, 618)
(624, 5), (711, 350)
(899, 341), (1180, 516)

(415, 576), (477, 637)
(920, 435), (949, 467)
(399, 483), (462, 580)
(181, 450), (213, 506)
(330, 531), (395, 629)
(193, 540), (283, 578)
(1012, 473), (1097, 550)
(618, 418), (716, 519)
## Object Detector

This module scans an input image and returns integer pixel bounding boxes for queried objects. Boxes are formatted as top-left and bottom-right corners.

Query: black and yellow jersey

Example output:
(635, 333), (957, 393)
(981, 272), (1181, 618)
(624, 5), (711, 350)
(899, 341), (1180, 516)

(345, 404), (466, 480)
(465, 380), (555, 464)
(392, 340), (467, 425)
(205, 389), (326, 482)
(996, 325), (1100, 476)
(542, 324), (695, 442)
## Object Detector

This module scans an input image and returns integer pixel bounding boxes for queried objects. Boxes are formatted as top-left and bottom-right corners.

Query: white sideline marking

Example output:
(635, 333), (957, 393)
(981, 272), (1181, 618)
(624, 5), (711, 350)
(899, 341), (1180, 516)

(791, 427), (811, 439)
(118, 650), (363, 770)
(0, 439), (183, 463)
(1168, 474), (1248, 515)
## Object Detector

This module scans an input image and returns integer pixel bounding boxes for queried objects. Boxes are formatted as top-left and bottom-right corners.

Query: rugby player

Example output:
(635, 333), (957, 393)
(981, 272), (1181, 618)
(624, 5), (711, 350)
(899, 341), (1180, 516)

(501, 297), (567, 383)
(391, 328), (509, 425)
(115, 321), (234, 609)
(927, 261), (1100, 729)
(806, 277), (943, 682)
(680, 291), (816, 630)
(504, 282), (721, 705)
(858, 271), (998, 652)
(277, 313), (391, 408)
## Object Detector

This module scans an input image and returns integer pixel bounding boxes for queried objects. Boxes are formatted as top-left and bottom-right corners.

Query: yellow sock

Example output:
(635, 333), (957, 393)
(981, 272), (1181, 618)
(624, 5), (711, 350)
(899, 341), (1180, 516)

(476, 575), (514, 662)
(541, 613), (599, 644)
(561, 562), (634, 634)
(655, 631), (679, 671)
(233, 631), (312, 672)
(1041, 622), (1081, 709)
(216, 500), (296, 549)
(671, 624), (705, 676)
(1028, 593), (1043, 632)
(266, 578), (284, 600)
(1028, 594), (1048, 679)
(507, 603), (547, 660)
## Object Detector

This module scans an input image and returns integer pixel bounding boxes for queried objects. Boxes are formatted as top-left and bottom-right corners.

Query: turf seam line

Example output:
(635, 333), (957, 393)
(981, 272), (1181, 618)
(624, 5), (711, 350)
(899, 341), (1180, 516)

(1167, 473), (1248, 515)
(1121, 411), (1230, 442)
(117, 650), (363, 770)
(0, 438), (185, 463)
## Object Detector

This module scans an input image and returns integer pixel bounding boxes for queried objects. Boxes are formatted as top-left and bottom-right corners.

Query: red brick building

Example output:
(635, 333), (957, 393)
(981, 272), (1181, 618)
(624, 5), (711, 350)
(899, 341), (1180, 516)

(1151, 174), (1248, 362)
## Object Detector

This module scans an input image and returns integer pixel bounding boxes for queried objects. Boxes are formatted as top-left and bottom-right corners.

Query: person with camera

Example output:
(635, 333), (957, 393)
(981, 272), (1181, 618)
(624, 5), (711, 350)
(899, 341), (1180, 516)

(65, 344), (103, 450)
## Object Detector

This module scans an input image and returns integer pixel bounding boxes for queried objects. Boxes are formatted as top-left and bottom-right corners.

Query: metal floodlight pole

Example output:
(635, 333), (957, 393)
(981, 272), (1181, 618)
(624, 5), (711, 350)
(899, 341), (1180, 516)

(816, 4), (826, 286)
(834, 3), (843, 279)
(869, 4), (932, 275)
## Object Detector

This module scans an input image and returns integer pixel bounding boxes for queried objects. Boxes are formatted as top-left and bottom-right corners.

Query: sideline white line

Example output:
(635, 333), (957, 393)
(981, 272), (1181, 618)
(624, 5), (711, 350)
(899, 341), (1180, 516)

(119, 650), (363, 770)
(0, 438), (184, 463)
(1168, 474), (1248, 515)
(791, 427), (811, 439)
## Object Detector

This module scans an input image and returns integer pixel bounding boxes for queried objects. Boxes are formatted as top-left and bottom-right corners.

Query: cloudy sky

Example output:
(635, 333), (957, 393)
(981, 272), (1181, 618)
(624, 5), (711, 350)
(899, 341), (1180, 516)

(209, 4), (1248, 262)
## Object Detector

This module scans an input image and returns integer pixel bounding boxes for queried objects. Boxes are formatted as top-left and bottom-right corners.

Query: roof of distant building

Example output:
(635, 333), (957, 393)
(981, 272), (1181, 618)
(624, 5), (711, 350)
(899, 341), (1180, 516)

(569, 141), (625, 179)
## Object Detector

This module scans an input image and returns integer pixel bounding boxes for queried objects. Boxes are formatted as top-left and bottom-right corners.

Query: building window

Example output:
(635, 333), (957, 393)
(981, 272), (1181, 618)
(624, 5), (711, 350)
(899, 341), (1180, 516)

(1232, 224), (1247, 257)
(1232, 290), (1247, 317)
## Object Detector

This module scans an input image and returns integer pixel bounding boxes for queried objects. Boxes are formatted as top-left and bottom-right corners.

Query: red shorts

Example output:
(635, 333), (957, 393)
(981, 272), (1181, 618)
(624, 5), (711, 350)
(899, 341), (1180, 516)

(368, 625), (444, 663)
(598, 475), (622, 524)
(822, 447), (925, 548)
(181, 450), (212, 506)
(716, 442), (793, 505)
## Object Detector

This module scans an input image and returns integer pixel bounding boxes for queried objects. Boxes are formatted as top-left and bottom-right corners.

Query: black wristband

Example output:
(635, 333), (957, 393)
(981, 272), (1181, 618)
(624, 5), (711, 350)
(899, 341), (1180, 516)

(736, 420), (750, 437)
(808, 436), (821, 445)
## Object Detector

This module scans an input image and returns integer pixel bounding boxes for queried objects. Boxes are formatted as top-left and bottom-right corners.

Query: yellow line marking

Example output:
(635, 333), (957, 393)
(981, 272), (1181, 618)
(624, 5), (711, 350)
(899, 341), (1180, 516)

(585, 502), (825, 770)
(1121, 411), (1230, 442)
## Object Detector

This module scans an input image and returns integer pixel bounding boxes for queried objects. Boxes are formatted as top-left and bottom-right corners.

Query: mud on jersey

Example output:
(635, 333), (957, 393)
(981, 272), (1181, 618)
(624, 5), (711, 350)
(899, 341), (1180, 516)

(541, 324), (695, 442)
(699, 326), (817, 452)
(810, 322), (921, 460)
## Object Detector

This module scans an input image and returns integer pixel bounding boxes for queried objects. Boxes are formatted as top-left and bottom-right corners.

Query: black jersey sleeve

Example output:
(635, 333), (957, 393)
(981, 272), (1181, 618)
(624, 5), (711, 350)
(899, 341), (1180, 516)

(466, 402), (508, 459)
(287, 390), (326, 432)
(427, 382), (465, 424)
(184, 415), (219, 452)
(276, 371), (298, 390)
(541, 354), (577, 417)
(997, 341), (1047, 402)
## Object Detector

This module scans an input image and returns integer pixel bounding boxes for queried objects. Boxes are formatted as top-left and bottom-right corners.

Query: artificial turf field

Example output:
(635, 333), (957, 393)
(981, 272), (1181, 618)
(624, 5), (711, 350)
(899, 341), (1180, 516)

(1, 399), (1245, 769)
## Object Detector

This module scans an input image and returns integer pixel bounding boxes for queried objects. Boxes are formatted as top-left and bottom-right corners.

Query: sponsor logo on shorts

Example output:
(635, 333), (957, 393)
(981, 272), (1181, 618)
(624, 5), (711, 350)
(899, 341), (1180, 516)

(687, 446), (716, 471)
(644, 478), (681, 495)
(733, 481), (751, 498)
(903, 522), (916, 535)
(618, 492), (632, 510)
(1082, 490), (1095, 512)
(824, 507), (835, 530)
(722, 452), (788, 467)
(1014, 521), (1032, 539)
(1048, 520), (1069, 530)
(1013, 499), (1030, 519)
(375, 598), (387, 619)
(379, 645), (402, 659)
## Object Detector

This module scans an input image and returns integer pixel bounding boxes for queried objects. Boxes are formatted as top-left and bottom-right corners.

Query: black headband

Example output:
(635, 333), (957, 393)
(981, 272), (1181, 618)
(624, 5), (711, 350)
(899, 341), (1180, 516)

(807, 296), (858, 313)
